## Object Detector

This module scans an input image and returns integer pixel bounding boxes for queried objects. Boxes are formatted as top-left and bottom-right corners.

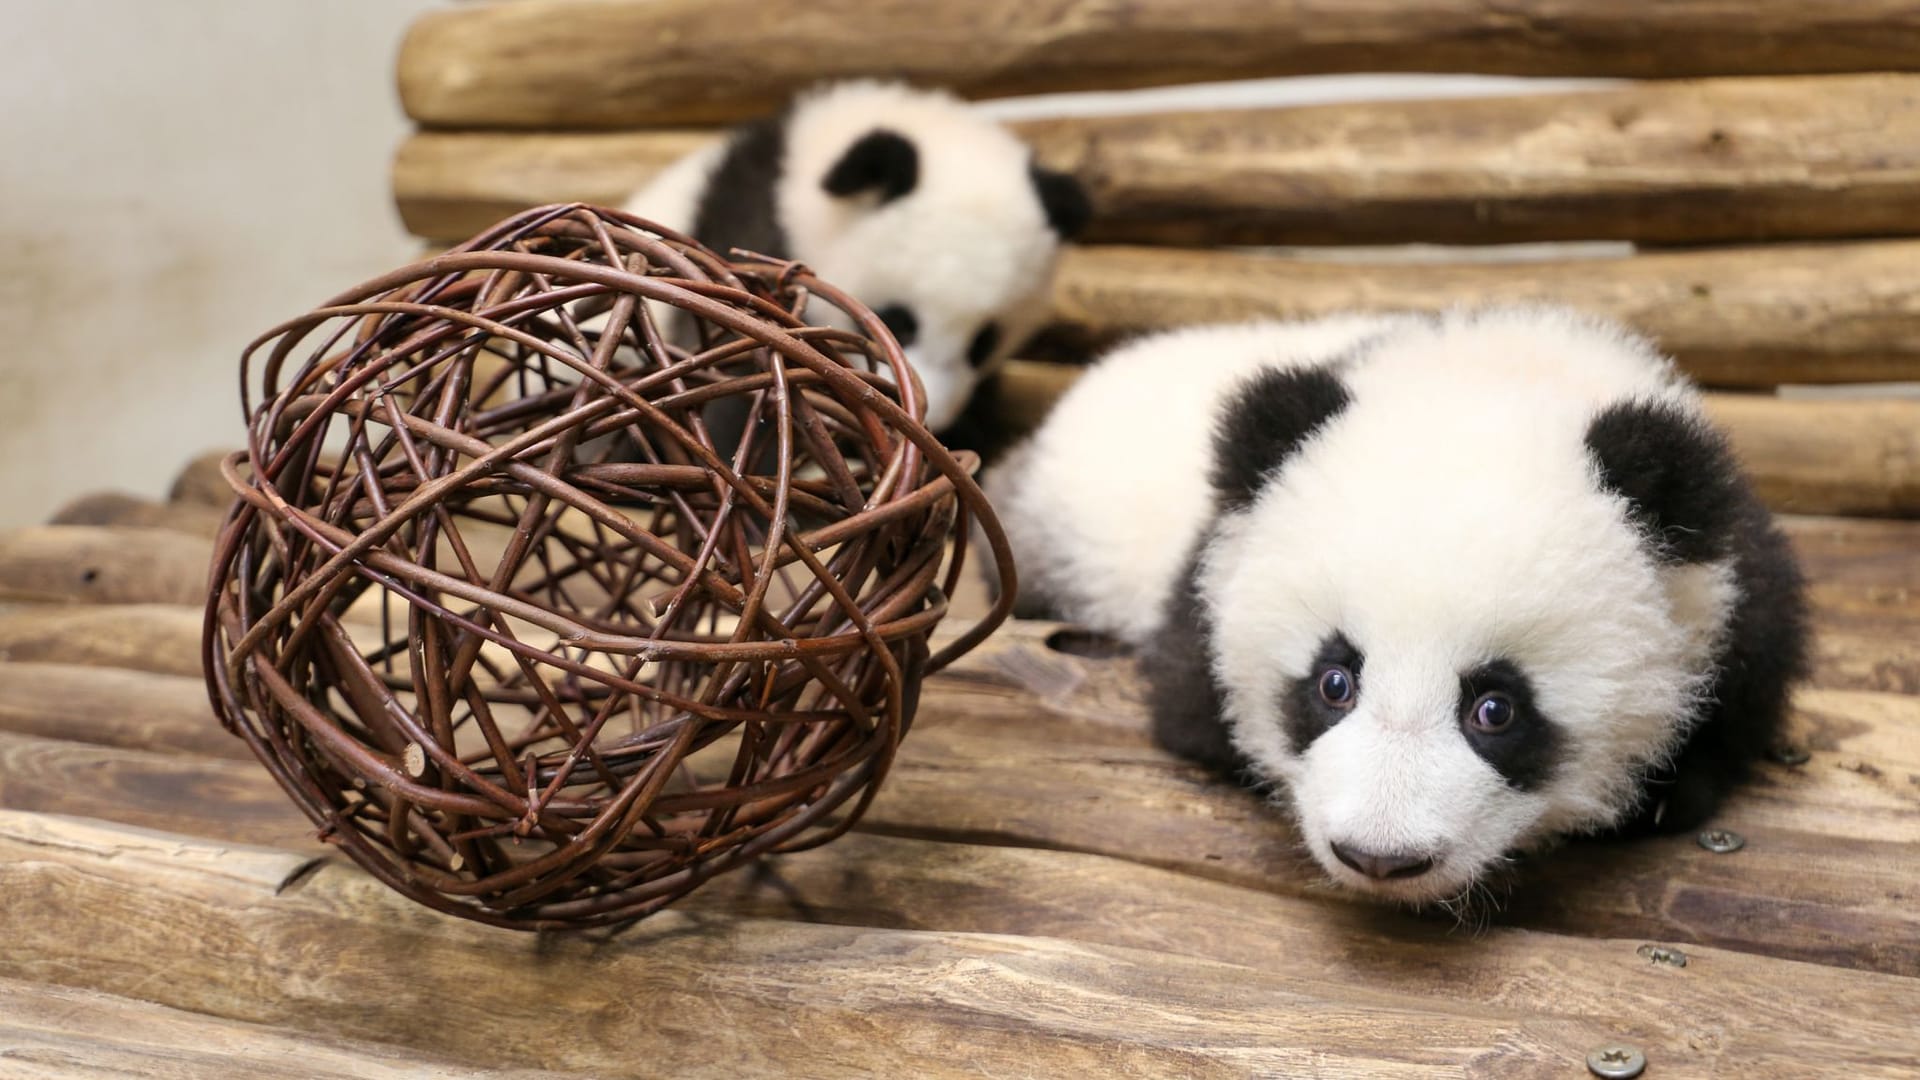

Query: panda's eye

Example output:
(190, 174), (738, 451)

(1317, 665), (1357, 708)
(875, 305), (918, 347)
(1467, 692), (1516, 734)
(966, 322), (1001, 368)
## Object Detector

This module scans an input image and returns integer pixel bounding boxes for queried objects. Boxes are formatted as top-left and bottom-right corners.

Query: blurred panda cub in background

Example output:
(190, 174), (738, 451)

(624, 80), (1091, 432)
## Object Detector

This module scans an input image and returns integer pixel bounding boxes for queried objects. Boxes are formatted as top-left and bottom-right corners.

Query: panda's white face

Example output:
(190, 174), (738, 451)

(1202, 324), (1736, 903)
(776, 81), (1083, 431)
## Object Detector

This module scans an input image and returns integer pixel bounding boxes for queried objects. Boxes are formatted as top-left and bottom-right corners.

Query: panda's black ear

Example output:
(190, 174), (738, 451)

(1585, 399), (1745, 564)
(1211, 365), (1351, 512)
(1029, 164), (1091, 239)
(822, 129), (919, 202)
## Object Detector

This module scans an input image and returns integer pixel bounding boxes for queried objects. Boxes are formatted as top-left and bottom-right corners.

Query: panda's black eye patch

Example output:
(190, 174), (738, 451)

(875, 305), (918, 347)
(1457, 659), (1561, 791)
(966, 323), (1001, 368)
(1285, 632), (1363, 754)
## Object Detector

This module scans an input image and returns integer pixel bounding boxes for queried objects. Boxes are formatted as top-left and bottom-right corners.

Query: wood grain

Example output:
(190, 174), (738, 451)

(0, 663), (244, 762)
(1705, 395), (1920, 518)
(4, 585), (1918, 974)
(1045, 241), (1920, 386)
(0, 977), (555, 1080)
(0, 527), (207, 606)
(3, 811), (1916, 1077)
(396, 1), (1920, 129)
(0, 605), (205, 678)
(392, 74), (1920, 248)
(50, 492), (228, 538)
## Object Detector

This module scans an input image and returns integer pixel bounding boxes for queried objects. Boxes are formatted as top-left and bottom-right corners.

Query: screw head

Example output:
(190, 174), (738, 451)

(1769, 743), (1810, 766)
(1636, 943), (1688, 968)
(1697, 828), (1745, 854)
(1587, 1044), (1647, 1078)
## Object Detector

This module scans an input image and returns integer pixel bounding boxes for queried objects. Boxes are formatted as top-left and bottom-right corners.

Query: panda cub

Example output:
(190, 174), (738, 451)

(624, 80), (1090, 432)
(987, 307), (1808, 904)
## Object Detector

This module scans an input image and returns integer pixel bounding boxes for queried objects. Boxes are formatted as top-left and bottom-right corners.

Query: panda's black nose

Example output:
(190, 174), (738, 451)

(1330, 842), (1435, 880)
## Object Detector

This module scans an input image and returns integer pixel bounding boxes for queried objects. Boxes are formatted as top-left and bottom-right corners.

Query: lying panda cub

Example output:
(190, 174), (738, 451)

(987, 307), (1807, 904)
(624, 79), (1090, 433)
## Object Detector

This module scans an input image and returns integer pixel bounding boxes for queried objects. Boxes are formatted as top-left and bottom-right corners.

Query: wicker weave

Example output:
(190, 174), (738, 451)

(205, 204), (1013, 929)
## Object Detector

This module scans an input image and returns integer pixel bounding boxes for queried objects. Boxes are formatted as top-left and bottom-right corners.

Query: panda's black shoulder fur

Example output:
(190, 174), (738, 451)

(1143, 543), (1245, 776)
(1610, 492), (1809, 836)
(691, 115), (791, 261)
(1583, 399), (1809, 835)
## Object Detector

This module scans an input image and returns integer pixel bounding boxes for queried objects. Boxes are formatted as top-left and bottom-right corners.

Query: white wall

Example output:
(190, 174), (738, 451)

(0, 1), (444, 527)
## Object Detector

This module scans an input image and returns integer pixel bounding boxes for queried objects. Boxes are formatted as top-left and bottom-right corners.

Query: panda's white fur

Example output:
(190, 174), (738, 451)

(623, 80), (1080, 431)
(987, 306), (1804, 905)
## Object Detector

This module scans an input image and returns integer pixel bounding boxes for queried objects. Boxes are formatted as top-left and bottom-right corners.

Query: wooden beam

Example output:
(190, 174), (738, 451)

(0, 663), (245, 761)
(396, 1), (1920, 129)
(0, 526), (207, 606)
(0, 605), (205, 678)
(0, 977), (554, 1080)
(3, 810), (1916, 1076)
(1046, 242), (1920, 387)
(393, 130), (709, 243)
(51, 492), (228, 538)
(1705, 396), (1920, 518)
(4, 564), (1919, 975)
(392, 73), (1920, 247)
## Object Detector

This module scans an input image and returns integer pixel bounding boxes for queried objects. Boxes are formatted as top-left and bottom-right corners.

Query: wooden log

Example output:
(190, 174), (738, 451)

(0, 527), (207, 606)
(4, 600), (1918, 974)
(392, 73), (1920, 248)
(50, 492), (228, 538)
(0, 605), (205, 678)
(0, 730), (313, 852)
(168, 450), (241, 508)
(986, 361), (1920, 517)
(0, 977), (552, 1080)
(0, 664), (244, 762)
(394, 130), (709, 243)
(1705, 396), (1920, 518)
(1019, 74), (1920, 246)
(396, 1), (1920, 129)
(1045, 241), (1920, 386)
(6, 722), (1919, 1073)
(4, 811), (1917, 1077)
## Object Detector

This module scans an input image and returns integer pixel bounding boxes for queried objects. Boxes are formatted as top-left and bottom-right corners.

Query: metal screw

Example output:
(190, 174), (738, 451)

(1769, 743), (1810, 766)
(1587, 1044), (1647, 1078)
(1697, 828), (1745, 853)
(1636, 943), (1688, 968)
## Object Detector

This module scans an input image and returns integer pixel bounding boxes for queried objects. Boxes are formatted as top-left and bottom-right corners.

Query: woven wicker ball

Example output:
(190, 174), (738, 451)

(204, 204), (1013, 929)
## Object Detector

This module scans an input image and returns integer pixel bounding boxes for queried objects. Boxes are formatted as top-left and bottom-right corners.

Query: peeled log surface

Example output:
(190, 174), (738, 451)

(396, 1), (1920, 129)
(1047, 241), (1920, 387)
(1019, 74), (1920, 246)
(3, 812), (1917, 1076)
(0, 526), (208, 606)
(0, 664), (244, 762)
(391, 74), (1920, 248)
(1705, 396), (1920, 518)
(393, 130), (708, 243)
(50, 492), (229, 538)
(2, 551), (1919, 973)
(0, 978), (558, 1080)
(0, 605), (205, 678)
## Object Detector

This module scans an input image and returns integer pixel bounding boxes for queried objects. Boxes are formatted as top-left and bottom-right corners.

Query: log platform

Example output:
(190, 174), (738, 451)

(0, 457), (1916, 1077)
